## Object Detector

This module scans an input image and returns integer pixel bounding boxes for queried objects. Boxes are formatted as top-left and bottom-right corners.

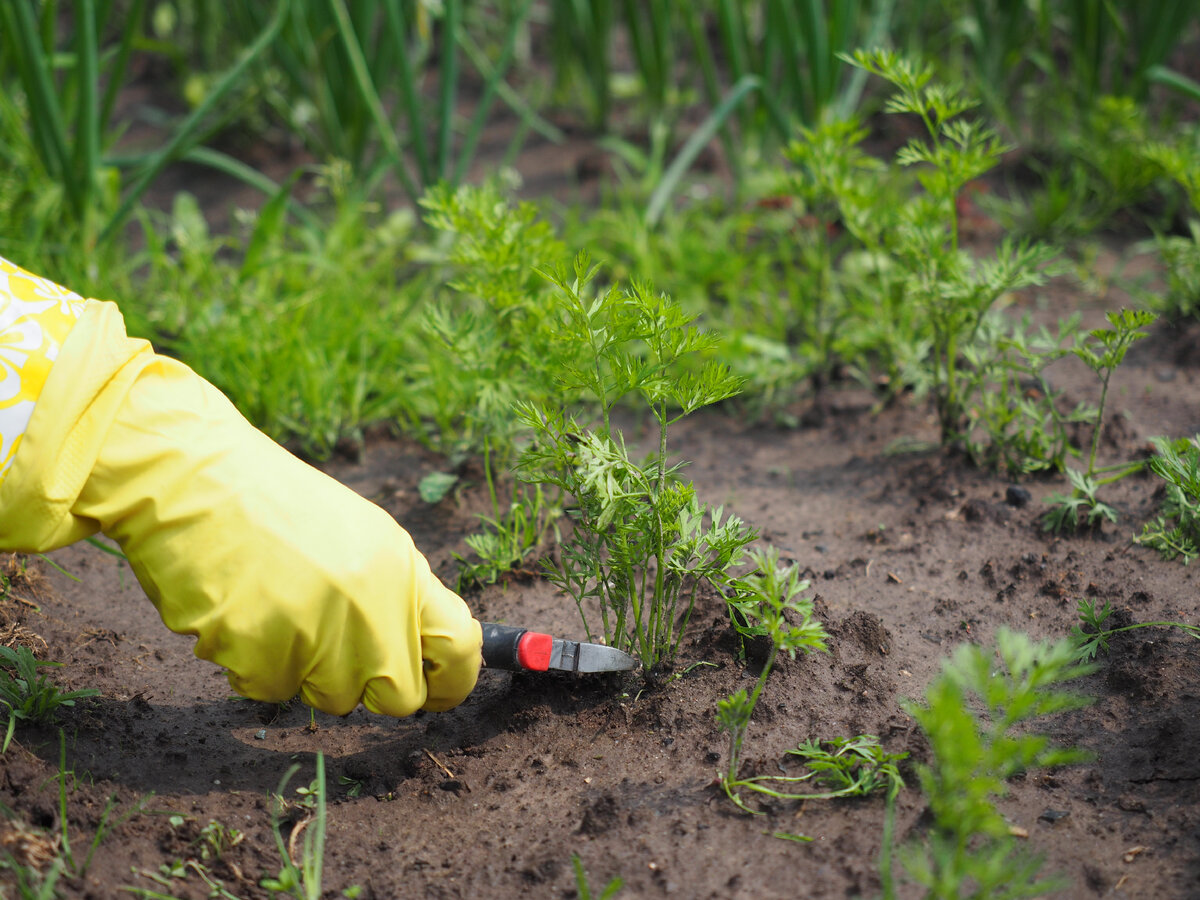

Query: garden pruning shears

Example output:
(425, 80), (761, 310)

(480, 622), (638, 673)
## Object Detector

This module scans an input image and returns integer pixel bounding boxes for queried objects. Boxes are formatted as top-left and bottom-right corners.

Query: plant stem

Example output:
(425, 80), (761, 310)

(1087, 369), (1112, 478)
(726, 644), (779, 786)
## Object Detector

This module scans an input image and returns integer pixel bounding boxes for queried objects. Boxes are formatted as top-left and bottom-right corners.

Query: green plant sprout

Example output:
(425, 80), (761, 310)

(717, 547), (881, 815)
(959, 313), (1093, 476)
(0, 732), (148, 900)
(1043, 309), (1156, 533)
(139, 817), (244, 899)
(1136, 436), (1200, 562)
(419, 183), (573, 587)
(725, 734), (907, 820)
(516, 254), (756, 670)
(0, 646), (99, 753)
(571, 853), (623, 900)
(884, 629), (1093, 900)
(846, 49), (1062, 449)
(1142, 130), (1200, 321)
(0, 854), (63, 900)
(1072, 597), (1200, 661)
(261, 753), (327, 900)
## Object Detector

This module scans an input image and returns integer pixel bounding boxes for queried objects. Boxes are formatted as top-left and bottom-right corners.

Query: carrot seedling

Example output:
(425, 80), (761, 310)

(516, 255), (756, 670)
(1072, 597), (1200, 661)
(716, 548), (902, 816)
(1043, 309), (1156, 533)
(1135, 435), (1200, 562)
(886, 629), (1093, 899)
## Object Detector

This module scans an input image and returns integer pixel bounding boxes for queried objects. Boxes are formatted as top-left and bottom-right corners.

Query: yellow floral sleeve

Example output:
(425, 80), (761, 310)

(0, 257), (89, 486)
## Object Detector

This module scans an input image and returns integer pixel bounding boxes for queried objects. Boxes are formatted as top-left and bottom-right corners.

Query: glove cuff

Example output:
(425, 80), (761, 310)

(0, 300), (155, 551)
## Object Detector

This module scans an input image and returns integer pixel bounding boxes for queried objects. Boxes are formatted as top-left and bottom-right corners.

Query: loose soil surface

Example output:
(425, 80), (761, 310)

(4, 276), (1200, 899)
(7, 77), (1200, 895)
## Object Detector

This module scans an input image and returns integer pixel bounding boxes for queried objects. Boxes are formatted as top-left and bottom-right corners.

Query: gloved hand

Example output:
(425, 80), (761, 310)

(0, 291), (481, 716)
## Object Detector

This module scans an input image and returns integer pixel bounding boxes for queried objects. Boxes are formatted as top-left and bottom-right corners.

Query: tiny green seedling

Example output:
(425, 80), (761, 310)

(262, 754), (328, 900)
(0, 646), (100, 753)
(722, 734), (907, 820)
(1072, 597), (1200, 661)
(1136, 436), (1200, 562)
(845, 49), (1062, 451)
(337, 775), (365, 799)
(718, 547), (874, 814)
(1043, 309), (1156, 533)
(571, 854), (623, 900)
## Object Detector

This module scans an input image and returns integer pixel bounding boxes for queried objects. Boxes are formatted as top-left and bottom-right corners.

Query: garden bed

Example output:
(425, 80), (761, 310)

(4, 281), (1200, 897)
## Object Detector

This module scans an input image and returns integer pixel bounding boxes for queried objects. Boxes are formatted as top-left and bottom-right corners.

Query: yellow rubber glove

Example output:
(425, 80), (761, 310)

(0, 296), (481, 716)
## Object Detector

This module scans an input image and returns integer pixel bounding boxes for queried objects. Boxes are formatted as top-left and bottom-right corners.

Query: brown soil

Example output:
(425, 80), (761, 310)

(4, 283), (1200, 899)
(7, 64), (1200, 897)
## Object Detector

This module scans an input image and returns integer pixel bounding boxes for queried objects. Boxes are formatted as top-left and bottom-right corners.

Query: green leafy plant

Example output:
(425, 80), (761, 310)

(227, 0), (538, 203)
(884, 629), (1093, 900)
(127, 816), (244, 899)
(959, 313), (1093, 476)
(0, 0), (286, 269)
(418, 182), (573, 586)
(515, 255), (756, 670)
(1136, 436), (1200, 562)
(417, 181), (568, 456)
(1072, 597), (1200, 661)
(1142, 129), (1200, 321)
(847, 50), (1061, 448)
(1043, 309), (1155, 533)
(0, 647), (99, 753)
(455, 482), (561, 591)
(717, 551), (901, 820)
(131, 171), (425, 460)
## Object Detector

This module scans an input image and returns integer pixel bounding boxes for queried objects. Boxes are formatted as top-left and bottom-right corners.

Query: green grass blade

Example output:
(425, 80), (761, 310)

(457, 29), (564, 144)
(437, 0), (462, 180)
(836, 0), (893, 120)
(331, 0), (421, 203)
(646, 74), (761, 227)
(71, 0), (99, 223)
(3, 2), (72, 190)
(99, 0), (288, 245)
(681, 4), (741, 183)
(451, 0), (535, 185)
(97, 0), (144, 138)
(1147, 64), (1200, 103)
(798, 0), (830, 118)
(180, 146), (321, 232)
(382, 1), (432, 187)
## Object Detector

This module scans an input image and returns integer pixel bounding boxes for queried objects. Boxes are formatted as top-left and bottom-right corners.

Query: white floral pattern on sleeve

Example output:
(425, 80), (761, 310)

(0, 257), (89, 485)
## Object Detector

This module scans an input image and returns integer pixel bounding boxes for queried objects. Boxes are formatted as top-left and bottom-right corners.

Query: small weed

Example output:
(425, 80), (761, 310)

(1142, 128), (1200, 321)
(262, 754), (327, 900)
(724, 734), (906, 819)
(455, 464), (561, 591)
(959, 313), (1092, 476)
(883, 629), (1093, 899)
(337, 775), (365, 799)
(0, 647), (99, 753)
(1071, 597), (1200, 661)
(195, 820), (244, 862)
(1042, 467), (1119, 535)
(1136, 436), (1200, 562)
(571, 853), (623, 900)
(1043, 309), (1155, 533)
